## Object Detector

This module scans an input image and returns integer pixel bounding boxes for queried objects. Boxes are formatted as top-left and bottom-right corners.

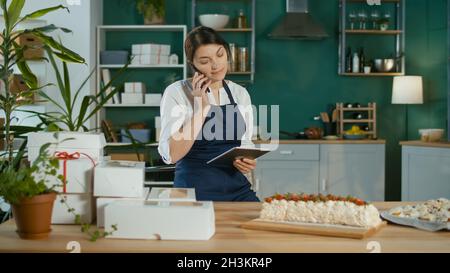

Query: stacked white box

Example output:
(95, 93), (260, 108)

(147, 187), (196, 202)
(131, 43), (171, 65)
(131, 54), (169, 65)
(121, 93), (144, 104)
(52, 193), (95, 224)
(144, 93), (162, 106)
(37, 157), (95, 194)
(131, 43), (171, 56)
(96, 187), (149, 228)
(104, 200), (215, 240)
(27, 132), (106, 163)
(94, 160), (145, 198)
(124, 82), (146, 93)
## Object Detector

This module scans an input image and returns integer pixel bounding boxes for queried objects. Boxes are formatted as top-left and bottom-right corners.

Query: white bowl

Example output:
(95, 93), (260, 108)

(199, 14), (230, 29)
(418, 129), (444, 142)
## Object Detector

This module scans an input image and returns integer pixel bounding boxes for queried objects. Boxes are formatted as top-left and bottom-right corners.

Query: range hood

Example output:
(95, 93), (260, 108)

(268, 0), (328, 40)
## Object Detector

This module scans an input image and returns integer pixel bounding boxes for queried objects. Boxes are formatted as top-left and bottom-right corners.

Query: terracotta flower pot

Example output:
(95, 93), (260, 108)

(11, 192), (57, 240)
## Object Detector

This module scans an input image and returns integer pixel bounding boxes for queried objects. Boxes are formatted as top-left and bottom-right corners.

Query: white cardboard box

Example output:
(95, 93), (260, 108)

(124, 82), (146, 93)
(27, 132), (106, 163)
(96, 187), (149, 228)
(105, 200), (215, 240)
(52, 193), (95, 224)
(144, 93), (162, 106)
(131, 54), (169, 65)
(147, 187), (196, 202)
(131, 43), (171, 56)
(121, 93), (144, 104)
(37, 158), (95, 193)
(94, 160), (145, 198)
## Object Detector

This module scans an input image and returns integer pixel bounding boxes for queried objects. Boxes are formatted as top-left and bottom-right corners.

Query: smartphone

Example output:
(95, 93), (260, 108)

(190, 63), (210, 92)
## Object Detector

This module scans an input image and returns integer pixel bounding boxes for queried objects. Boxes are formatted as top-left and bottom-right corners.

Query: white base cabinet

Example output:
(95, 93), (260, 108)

(254, 143), (385, 201)
(402, 145), (450, 201)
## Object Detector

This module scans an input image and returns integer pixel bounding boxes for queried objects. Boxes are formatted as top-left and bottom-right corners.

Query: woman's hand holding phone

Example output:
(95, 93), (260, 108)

(192, 72), (212, 111)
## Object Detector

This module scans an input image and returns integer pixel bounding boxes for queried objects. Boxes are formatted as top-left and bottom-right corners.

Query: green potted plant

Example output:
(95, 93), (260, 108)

(0, 0), (85, 239)
(136, 0), (165, 25)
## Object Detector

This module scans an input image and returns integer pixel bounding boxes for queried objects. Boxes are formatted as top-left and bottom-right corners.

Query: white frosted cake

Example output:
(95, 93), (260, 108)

(260, 193), (382, 228)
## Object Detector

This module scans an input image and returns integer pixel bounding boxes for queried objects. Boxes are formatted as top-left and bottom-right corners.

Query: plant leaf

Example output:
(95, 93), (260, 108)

(76, 96), (90, 131)
(32, 31), (85, 64)
(7, 0), (25, 31)
(15, 5), (69, 26)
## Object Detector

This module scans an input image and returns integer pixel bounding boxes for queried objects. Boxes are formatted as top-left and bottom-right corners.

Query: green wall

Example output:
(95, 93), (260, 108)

(104, 0), (448, 201)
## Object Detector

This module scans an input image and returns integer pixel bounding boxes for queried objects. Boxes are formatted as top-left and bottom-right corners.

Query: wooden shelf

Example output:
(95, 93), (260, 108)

(345, 0), (400, 2)
(341, 119), (375, 123)
(100, 64), (185, 69)
(341, 72), (404, 77)
(216, 28), (253, 32)
(227, 71), (252, 75)
(344, 30), (403, 35)
(341, 107), (373, 111)
(104, 104), (159, 108)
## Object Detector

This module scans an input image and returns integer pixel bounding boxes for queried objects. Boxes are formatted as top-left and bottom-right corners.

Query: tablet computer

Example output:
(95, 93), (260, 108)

(206, 147), (271, 166)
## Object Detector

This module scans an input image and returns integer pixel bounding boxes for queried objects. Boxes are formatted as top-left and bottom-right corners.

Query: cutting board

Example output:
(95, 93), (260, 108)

(241, 219), (387, 239)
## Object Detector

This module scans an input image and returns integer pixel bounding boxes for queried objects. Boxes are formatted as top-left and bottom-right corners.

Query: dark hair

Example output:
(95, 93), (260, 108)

(184, 26), (231, 66)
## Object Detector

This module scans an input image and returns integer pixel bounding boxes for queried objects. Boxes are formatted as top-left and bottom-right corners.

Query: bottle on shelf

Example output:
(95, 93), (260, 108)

(345, 47), (352, 73)
(352, 52), (360, 73)
(237, 9), (247, 29)
(359, 47), (365, 73)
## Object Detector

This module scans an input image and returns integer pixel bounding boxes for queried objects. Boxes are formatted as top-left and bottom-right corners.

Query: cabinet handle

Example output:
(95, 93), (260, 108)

(321, 179), (327, 192)
(279, 150), (293, 155)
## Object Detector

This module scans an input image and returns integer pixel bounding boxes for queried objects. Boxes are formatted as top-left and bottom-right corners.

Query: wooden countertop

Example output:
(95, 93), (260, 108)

(400, 141), (450, 149)
(254, 139), (386, 145)
(0, 202), (448, 253)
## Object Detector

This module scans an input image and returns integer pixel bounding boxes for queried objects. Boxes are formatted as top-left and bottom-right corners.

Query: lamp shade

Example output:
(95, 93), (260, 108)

(392, 76), (424, 104)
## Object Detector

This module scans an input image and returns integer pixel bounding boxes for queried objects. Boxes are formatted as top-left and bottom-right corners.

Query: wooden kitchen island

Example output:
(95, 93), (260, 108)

(0, 202), (448, 253)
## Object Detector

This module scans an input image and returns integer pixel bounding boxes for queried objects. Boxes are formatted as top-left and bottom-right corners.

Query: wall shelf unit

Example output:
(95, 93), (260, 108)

(338, 0), (405, 77)
(96, 25), (187, 140)
(191, 0), (256, 84)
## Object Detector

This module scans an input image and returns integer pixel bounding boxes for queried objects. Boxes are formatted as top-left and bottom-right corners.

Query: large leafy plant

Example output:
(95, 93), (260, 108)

(0, 0), (85, 166)
(29, 48), (128, 132)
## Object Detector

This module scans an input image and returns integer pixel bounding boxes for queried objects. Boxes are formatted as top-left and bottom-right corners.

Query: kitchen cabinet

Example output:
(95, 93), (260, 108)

(319, 144), (385, 201)
(254, 144), (320, 198)
(401, 142), (450, 201)
(254, 141), (385, 201)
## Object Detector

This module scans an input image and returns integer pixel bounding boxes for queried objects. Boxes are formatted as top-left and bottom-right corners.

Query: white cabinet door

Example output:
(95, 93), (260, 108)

(402, 146), (450, 201)
(255, 161), (319, 199)
(319, 144), (385, 201)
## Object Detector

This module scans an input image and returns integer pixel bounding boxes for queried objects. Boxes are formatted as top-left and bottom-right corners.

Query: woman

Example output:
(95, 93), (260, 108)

(158, 26), (259, 202)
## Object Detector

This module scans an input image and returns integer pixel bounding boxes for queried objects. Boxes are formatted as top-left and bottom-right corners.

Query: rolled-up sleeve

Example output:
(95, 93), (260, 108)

(158, 83), (192, 164)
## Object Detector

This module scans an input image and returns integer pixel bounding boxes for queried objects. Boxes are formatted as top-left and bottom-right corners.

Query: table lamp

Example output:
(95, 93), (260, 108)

(392, 76), (424, 140)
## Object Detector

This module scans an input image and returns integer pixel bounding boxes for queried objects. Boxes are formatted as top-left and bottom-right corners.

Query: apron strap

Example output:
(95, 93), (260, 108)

(222, 80), (236, 105)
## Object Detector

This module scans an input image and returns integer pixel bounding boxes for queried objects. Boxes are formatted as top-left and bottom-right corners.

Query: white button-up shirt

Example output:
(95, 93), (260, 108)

(158, 80), (255, 164)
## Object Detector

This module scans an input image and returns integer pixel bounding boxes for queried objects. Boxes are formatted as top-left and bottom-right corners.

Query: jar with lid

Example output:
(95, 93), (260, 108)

(238, 47), (248, 72)
(229, 43), (238, 72)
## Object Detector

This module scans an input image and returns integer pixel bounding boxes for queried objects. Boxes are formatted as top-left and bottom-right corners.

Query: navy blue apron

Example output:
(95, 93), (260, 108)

(174, 80), (259, 202)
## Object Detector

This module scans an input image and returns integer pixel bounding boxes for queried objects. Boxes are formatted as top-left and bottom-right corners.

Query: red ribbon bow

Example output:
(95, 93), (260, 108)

(54, 152), (96, 193)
